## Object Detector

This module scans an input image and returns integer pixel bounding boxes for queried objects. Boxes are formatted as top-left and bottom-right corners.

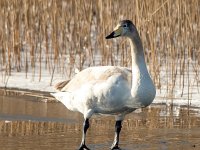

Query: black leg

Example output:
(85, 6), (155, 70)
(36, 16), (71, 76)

(79, 118), (90, 150)
(110, 120), (122, 150)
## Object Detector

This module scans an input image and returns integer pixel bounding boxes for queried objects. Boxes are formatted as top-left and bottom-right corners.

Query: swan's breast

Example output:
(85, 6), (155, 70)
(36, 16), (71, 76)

(131, 73), (156, 107)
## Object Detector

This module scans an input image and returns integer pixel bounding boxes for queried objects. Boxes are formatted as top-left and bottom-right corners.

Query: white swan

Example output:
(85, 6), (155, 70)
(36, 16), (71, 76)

(51, 20), (156, 150)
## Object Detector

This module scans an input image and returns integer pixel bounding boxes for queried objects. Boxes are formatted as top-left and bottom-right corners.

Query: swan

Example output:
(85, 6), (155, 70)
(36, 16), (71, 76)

(51, 20), (156, 150)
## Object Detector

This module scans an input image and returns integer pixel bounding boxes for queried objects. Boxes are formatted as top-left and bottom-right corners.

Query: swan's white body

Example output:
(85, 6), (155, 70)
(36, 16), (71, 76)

(51, 64), (155, 120)
(51, 20), (156, 150)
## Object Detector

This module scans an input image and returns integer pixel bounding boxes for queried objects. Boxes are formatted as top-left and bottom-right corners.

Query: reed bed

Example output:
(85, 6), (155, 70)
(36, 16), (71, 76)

(0, 0), (199, 100)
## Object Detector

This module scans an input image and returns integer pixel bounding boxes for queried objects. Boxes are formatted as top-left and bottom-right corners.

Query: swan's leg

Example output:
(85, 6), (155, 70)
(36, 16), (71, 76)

(79, 118), (90, 150)
(110, 120), (122, 149)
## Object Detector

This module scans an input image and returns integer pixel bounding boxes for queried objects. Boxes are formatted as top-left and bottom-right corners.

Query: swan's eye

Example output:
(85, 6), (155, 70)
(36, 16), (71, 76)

(123, 24), (128, 28)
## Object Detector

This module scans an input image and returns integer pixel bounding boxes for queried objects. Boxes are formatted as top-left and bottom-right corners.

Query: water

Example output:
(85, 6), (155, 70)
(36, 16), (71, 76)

(0, 94), (200, 150)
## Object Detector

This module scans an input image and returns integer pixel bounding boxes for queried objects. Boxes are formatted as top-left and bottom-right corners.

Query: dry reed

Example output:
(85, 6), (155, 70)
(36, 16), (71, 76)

(0, 0), (199, 100)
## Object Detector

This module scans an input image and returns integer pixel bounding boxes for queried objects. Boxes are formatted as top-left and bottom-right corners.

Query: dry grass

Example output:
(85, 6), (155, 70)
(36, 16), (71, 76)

(0, 0), (199, 98)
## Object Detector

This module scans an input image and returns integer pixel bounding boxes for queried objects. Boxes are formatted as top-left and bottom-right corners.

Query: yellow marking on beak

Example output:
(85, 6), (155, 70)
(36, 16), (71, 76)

(113, 26), (122, 37)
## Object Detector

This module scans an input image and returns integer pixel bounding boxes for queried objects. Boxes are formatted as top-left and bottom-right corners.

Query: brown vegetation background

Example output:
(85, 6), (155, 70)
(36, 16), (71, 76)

(0, 0), (199, 97)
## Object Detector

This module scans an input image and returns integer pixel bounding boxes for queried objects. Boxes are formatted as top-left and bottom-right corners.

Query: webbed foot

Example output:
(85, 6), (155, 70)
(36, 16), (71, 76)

(110, 145), (121, 150)
(79, 144), (90, 150)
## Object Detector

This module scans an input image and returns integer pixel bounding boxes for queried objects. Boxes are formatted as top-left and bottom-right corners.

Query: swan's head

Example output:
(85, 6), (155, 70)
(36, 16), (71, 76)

(106, 20), (137, 39)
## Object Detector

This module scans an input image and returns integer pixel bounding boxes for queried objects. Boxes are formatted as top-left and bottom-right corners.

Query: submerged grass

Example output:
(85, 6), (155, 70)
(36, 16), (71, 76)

(0, 0), (199, 100)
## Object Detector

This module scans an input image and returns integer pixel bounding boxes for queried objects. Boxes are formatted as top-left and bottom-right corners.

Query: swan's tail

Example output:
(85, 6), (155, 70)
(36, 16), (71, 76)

(51, 92), (75, 111)
(50, 92), (61, 100)
(50, 92), (71, 104)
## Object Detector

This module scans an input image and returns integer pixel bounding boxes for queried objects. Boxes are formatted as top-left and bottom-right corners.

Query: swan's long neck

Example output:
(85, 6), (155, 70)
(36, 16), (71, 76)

(128, 32), (156, 107)
(128, 33), (149, 88)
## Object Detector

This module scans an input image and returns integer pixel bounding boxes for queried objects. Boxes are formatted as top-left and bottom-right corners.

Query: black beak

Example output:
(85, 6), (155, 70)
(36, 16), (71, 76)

(105, 31), (115, 39)
(105, 31), (121, 39)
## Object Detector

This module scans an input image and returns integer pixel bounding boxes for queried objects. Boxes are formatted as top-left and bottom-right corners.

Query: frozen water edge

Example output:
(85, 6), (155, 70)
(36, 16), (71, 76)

(0, 67), (200, 109)
(0, 70), (65, 92)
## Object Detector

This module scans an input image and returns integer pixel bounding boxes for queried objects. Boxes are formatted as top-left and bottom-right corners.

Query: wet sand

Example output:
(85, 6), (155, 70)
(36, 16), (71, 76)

(0, 94), (200, 150)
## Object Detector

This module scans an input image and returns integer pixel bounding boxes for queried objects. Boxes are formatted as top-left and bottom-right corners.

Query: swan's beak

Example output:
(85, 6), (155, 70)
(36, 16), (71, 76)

(106, 26), (122, 39)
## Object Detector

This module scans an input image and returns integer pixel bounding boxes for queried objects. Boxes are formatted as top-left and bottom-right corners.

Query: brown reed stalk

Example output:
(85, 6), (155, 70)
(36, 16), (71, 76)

(0, 0), (199, 101)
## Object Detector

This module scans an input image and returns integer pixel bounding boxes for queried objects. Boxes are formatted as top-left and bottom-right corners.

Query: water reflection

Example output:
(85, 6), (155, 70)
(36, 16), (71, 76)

(0, 95), (200, 150)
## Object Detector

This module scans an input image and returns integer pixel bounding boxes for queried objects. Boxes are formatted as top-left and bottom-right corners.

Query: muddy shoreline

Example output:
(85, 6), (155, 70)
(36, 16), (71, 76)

(0, 89), (200, 150)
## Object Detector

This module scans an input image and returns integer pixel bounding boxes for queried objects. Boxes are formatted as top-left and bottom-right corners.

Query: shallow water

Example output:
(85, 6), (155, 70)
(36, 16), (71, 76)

(0, 95), (200, 150)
